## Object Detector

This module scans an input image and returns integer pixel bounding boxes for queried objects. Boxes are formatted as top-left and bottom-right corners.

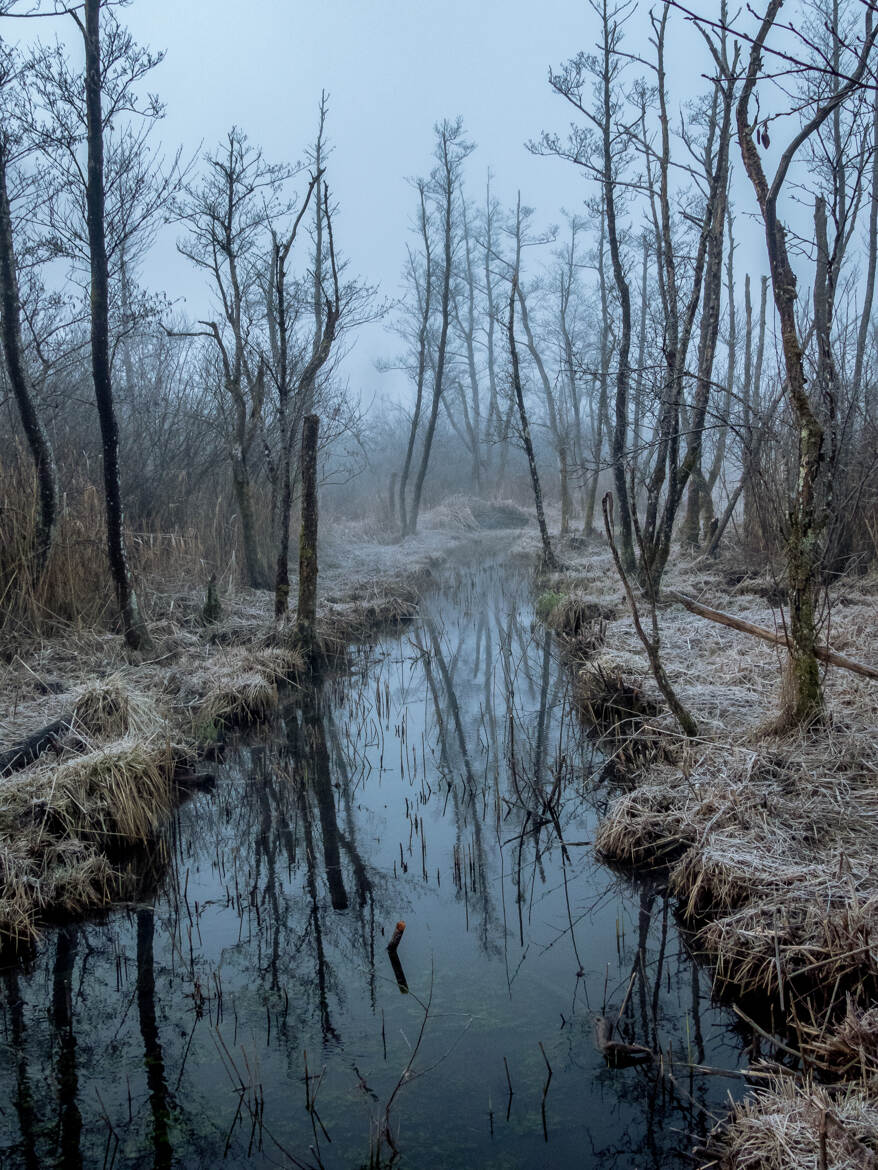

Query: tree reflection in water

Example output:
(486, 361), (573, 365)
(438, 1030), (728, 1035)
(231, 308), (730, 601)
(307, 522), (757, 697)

(0, 564), (748, 1168)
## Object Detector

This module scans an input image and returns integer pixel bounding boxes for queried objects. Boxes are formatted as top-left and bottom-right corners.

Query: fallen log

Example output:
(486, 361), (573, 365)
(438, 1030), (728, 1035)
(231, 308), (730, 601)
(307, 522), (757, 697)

(665, 591), (878, 682)
(0, 715), (73, 777)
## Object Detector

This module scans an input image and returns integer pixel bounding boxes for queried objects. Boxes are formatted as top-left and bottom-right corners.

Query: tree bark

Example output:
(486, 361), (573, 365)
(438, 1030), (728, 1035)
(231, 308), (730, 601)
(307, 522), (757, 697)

(83, 0), (151, 651)
(231, 447), (269, 591)
(508, 222), (558, 572)
(0, 140), (58, 579)
(734, 0), (876, 724)
(296, 414), (320, 666)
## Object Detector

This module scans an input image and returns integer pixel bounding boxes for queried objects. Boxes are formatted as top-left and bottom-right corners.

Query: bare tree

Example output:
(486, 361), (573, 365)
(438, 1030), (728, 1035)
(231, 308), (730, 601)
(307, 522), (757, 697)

(266, 169), (322, 616)
(269, 185), (342, 619)
(25, 0), (178, 647)
(535, 0), (637, 569)
(79, 0), (153, 647)
(734, 0), (877, 724)
(397, 179), (433, 535)
(407, 117), (474, 534)
(0, 43), (58, 578)
(508, 193), (558, 571)
(176, 128), (290, 588)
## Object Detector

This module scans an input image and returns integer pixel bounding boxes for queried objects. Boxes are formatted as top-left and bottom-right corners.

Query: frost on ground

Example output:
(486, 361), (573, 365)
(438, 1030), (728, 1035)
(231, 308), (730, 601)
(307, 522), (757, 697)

(0, 498), (530, 747)
(0, 500), (532, 945)
(538, 540), (878, 1169)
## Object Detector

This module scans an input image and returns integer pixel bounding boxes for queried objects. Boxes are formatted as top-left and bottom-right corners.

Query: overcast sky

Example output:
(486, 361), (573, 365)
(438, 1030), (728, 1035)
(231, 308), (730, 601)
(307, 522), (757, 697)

(6, 1), (793, 404)
(122, 0), (645, 405)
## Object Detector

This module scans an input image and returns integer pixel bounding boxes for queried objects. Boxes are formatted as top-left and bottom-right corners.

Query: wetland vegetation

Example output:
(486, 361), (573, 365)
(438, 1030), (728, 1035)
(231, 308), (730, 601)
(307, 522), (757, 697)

(2, 2), (878, 1166)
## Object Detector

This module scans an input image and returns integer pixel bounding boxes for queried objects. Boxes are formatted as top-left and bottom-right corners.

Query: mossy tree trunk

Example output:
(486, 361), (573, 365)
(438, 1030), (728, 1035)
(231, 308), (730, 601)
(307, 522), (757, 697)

(735, 0), (877, 725)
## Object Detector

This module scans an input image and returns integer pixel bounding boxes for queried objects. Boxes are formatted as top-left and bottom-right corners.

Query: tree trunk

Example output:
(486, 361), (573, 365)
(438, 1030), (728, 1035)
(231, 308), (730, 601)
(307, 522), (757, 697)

(231, 450), (269, 590)
(409, 128), (461, 535)
(732, 0), (875, 723)
(509, 246), (557, 571)
(854, 88), (878, 394)
(516, 281), (569, 536)
(743, 276), (769, 541)
(0, 141), (58, 579)
(703, 206), (738, 539)
(584, 382), (605, 536)
(83, 0), (151, 651)
(296, 414), (320, 666)
(601, 42), (635, 571)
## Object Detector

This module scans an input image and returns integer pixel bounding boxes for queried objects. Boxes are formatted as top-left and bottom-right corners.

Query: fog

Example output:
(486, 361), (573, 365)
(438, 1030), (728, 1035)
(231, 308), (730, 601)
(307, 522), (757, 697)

(1, 4), (878, 1164)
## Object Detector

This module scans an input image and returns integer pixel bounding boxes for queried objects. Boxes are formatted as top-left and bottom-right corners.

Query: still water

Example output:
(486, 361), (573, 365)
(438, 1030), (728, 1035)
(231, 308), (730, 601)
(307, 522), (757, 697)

(0, 563), (745, 1168)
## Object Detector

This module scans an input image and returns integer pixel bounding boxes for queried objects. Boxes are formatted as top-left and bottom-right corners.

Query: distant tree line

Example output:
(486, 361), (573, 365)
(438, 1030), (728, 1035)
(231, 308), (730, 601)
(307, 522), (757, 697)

(1, 0), (878, 728)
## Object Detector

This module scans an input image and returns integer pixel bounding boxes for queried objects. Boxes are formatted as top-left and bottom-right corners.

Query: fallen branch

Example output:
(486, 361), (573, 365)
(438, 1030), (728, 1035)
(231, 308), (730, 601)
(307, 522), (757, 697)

(0, 715), (72, 777)
(602, 493), (699, 737)
(665, 591), (878, 682)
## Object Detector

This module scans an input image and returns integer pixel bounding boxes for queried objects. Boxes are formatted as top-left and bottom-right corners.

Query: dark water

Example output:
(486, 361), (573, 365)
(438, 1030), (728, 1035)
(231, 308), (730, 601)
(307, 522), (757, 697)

(0, 563), (746, 1169)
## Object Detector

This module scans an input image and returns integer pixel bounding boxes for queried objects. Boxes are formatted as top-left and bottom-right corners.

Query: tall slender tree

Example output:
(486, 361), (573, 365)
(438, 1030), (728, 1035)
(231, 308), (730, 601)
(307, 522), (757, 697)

(0, 46), (58, 580)
(734, 0), (877, 724)
(407, 118), (473, 534)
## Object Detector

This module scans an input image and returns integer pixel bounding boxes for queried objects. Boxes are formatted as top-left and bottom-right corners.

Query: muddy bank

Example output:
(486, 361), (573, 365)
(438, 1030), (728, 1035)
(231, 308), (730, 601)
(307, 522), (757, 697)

(538, 539), (878, 1168)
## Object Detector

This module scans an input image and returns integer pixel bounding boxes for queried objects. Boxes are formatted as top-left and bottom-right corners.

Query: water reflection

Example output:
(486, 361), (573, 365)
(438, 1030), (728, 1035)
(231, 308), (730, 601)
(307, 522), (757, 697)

(0, 563), (746, 1168)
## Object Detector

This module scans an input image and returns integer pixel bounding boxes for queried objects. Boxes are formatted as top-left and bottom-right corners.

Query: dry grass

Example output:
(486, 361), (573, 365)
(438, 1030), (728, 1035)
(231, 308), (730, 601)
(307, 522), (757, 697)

(715, 1076), (878, 1169)
(0, 496), (515, 949)
(419, 493), (530, 533)
(316, 584), (419, 658)
(547, 546), (878, 1166)
(595, 733), (878, 1019)
(574, 652), (667, 764)
(550, 549), (878, 1028)
(197, 666), (279, 727)
(71, 675), (131, 739)
(0, 456), (221, 639)
(0, 735), (177, 946)
(539, 591), (615, 663)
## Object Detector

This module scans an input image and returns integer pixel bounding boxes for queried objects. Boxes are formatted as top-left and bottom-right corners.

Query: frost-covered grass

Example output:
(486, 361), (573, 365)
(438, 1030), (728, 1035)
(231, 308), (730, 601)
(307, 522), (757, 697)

(0, 501), (531, 947)
(546, 542), (878, 1168)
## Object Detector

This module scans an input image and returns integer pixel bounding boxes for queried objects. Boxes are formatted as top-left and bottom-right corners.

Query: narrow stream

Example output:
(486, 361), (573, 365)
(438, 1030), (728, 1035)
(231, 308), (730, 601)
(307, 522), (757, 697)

(0, 562), (746, 1168)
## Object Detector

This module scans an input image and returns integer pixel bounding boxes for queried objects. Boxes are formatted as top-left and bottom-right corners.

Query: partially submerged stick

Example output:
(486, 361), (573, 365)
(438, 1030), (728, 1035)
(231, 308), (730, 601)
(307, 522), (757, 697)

(665, 591), (878, 682)
(387, 920), (406, 954)
(388, 949), (409, 995)
(593, 1015), (653, 1066)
